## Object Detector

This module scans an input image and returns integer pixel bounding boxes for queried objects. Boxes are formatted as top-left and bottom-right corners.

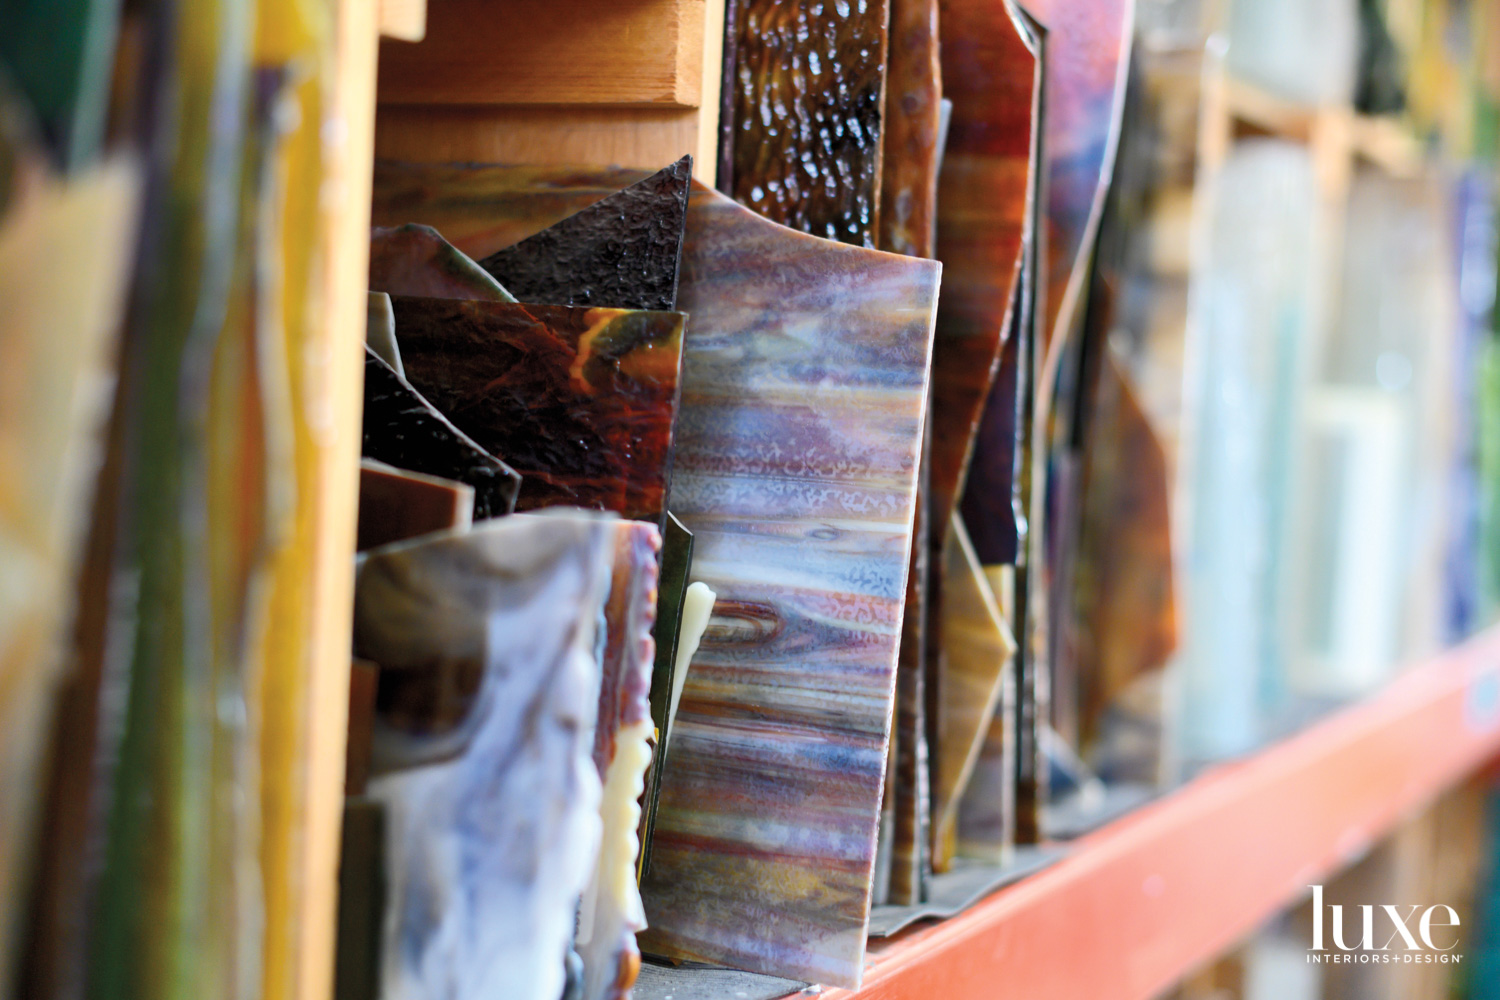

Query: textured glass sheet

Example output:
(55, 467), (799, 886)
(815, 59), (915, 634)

(479, 157), (690, 312)
(390, 297), (685, 524)
(723, 0), (891, 247)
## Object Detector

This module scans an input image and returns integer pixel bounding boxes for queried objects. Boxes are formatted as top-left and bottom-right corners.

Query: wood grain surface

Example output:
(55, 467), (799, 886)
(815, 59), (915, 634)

(378, 0), (704, 108)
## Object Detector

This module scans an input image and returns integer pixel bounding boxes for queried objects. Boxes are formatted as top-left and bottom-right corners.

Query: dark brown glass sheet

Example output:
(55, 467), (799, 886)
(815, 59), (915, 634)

(360, 346), (522, 519)
(479, 156), (691, 312)
(880, 0), (943, 259)
(928, 0), (1038, 551)
(721, 0), (891, 247)
(355, 459), (474, 551)
(390, 297), (685, 524)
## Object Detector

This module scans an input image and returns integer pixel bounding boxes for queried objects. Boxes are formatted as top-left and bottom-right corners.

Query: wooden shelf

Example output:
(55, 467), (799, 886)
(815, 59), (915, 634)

(808, 627), (1500, 999)
(355, 21), (1460, 1000)
(1201, 73), (1424, 179)
(1220, 76), (1319, 141)
(1347, 114), (1424, 176)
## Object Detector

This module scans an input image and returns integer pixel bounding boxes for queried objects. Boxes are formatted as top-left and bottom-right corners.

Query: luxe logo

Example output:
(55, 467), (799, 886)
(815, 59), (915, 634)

(1307, 885), (1463, 965)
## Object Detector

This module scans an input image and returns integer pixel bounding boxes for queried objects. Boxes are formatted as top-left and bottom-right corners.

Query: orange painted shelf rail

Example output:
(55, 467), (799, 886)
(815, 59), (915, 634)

(818, 628), (1500, 1000)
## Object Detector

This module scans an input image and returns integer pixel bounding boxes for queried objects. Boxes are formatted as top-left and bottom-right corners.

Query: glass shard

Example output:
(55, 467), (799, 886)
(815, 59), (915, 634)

(370, 223), (517, 302)
(924, 0), (1039, 866)
(390, 297), (685, 525)
(954, 568), (1019, 862)
(357, 513), (616, 1000)
(954, 285), (1032, 855)
(928, 0), (1038, 555)
(639, 185), (936, 989)
(0, 0), (123, 171)
(876, 0), (942, 905)
(333, 798), (384, 1000)
(579, 520), (662, 1000)
(723, 0), (891, 247)
(0, 156), (139, 997)
(1020, 0), (1134, 354)
(373, 162), (649, 254)
(478, 156), (691, 312)
(930, 519), (1016, 871)
(1067, 357), (1175, 767)
(361, 346), (522, 519)
(887, 433), (931, 906)
(87, 3), (256, 996)
(962, 293), (1027, 565)
(879, 0), (943, 259)
(366, 291), (402, 375)
(356, 459), (475, 552)
(640, 513), (695, 880)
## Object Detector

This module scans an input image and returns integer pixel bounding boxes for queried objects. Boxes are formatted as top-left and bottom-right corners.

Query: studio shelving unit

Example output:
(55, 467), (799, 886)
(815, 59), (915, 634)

(1197, 61), (1425, 348)
(315, 6), (1500, 1000)
(778, 47), (1486, 1000)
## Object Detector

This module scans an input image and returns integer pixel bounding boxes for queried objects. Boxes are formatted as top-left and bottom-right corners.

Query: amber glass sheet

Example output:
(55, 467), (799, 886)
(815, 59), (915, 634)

(928, 0), (1037, 553)
(723, 0), (891, 247)
(880, 0), (942, 259)
(369, 223), (516, 302)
